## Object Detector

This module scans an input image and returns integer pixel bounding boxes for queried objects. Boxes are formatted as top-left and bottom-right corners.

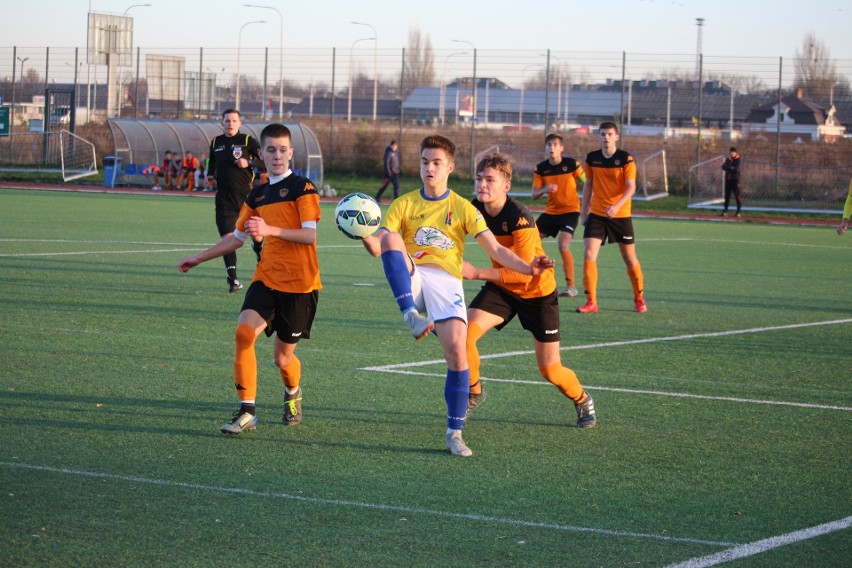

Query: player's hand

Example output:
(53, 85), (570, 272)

(245, 216), (269, 237)
(461, 261), (478, 280)
(529, 255), (554, 275)
(178, 256), (199, 273)
(838, 219), (849, 236)
(545, 183), (558, 194)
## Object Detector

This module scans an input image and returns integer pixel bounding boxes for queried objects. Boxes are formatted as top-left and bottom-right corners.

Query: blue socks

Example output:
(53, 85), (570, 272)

(381, 250), (415, 312)
(445, 369), (470, 430)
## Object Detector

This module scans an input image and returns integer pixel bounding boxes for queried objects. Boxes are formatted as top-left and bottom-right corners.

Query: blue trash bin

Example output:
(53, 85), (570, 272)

(103, 156), (122, 188)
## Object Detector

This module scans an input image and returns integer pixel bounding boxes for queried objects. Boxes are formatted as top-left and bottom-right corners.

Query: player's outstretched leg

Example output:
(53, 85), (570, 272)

(221, 407), (257, 434)
(574, 391), (597, 428)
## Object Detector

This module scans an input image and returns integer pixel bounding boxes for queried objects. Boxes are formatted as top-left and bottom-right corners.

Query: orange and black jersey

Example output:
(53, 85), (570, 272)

(533, 157), (584, 214)
(208, 132), (263, 210)
(236, 173), (322, 294)
(585, 149), (636, 218)
(471, 196), (556, 299)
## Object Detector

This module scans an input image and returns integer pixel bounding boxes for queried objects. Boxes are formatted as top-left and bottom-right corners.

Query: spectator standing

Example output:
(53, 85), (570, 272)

(375, 140), (401, 202)
(721, 147), (742, 217)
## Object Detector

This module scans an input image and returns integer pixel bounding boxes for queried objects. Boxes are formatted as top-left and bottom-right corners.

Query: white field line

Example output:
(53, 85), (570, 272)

(664, 516), (852, 568)
(363, 319), (852, 412)
(0, 460), (736, 548)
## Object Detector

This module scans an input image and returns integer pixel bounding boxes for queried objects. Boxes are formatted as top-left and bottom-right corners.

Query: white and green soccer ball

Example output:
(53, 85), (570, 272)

(334, 193), (381, 240)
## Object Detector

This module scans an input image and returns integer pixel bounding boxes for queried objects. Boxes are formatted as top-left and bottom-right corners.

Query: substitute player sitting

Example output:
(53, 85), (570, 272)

(178, 123), (321, 434)
(463, 154), (596, 428)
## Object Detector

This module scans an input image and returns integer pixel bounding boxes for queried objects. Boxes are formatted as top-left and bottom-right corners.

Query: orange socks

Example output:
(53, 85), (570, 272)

(279, 356), (302, 391)
(560, 250), (575, 288)
(466, 322), (484, 394)
(539, 363), (584, 402)
(234, 323), (258, 403)
(627, 263), (644, 298)
(582, 260), (598, 304)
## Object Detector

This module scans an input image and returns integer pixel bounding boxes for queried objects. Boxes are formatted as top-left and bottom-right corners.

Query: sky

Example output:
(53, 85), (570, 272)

(3, 0), (850, 62)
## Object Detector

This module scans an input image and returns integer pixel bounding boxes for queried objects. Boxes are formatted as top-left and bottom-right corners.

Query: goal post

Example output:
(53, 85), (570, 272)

(59, 129), (98, 182)
(688, 156), (850, 214)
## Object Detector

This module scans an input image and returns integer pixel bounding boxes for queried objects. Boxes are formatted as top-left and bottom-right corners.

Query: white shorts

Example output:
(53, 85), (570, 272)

(410, 264), (467, 324)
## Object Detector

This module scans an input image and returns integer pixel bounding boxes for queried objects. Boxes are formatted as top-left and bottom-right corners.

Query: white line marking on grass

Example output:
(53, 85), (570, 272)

(664, 516), (852, 567)
(0, 249), (197, 257)
(361, 319), (852, 411)
(0, 461), (736, 547)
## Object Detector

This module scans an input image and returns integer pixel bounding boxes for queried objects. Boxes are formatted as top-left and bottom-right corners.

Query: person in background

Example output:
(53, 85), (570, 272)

(375, 140), (400, 202)
(152, 150), (174, 190)
(178, 123), (322, 435)
(195, 152), (209, 191)
(577, 122), (647, 314)
(177, 150), (199, 192)
(837, 176), (852, 236)
(463, 154), (596, 428)
(207, 109), (264, 292)
(532, 133), (586, 299)
(721, 147), (742, 217)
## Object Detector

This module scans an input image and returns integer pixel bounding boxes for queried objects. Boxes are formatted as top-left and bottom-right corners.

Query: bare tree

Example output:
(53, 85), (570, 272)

(793, 32), (838, 100)
(403, 26), (434, 97)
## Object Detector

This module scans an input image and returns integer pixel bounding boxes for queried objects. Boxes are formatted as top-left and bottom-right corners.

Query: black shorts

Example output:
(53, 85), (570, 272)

(216, 208), (240, 237)
(536, 212), (580, 238)
(241, 281), (319, 343)
(468, 282), (561, 343)
(583, 213), (636, 245)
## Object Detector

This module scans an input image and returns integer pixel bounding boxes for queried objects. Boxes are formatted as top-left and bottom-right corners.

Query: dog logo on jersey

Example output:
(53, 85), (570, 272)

(414, 226), (454, 250)
(232, 146), (243, 160)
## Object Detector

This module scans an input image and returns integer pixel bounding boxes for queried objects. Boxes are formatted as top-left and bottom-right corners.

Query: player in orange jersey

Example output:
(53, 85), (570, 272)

(578, 122), (646, 314)
(532, 133), (586, 299)
(178, 123), (322, 434)
(463, 154), (596, 428)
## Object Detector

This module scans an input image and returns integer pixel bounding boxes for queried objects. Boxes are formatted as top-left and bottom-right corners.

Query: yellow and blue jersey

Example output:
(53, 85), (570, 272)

(383, 188), (489, 280)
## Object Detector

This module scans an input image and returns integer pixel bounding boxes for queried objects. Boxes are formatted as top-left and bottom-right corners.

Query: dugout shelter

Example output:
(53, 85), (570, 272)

(106, 119), (324, 187)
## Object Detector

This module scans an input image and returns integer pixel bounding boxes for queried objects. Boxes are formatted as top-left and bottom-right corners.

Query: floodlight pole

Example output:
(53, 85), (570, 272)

(348, 36), (374, 122)
(453, 40), (477, 174)
(236, 20), (265, 112)
(351, 21), (378, 122)
(245, 4), (284, 119)
(122, 3), (151, 15)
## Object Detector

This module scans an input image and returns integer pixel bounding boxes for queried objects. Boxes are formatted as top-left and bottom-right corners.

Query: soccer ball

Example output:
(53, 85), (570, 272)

(334, 193), (382, 239)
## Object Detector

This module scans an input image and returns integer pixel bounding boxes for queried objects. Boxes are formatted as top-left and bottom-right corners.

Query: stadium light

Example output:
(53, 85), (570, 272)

(122, 3), (152, 15)
(351, 21), (378, 122)
(244, 4), (284, 120)
(347, 35), (374, 123)
(16, 56), (29, 89)
(830, 82), (841, 107)
(452, 39), (477, 173)
(235, 20), (266, 112)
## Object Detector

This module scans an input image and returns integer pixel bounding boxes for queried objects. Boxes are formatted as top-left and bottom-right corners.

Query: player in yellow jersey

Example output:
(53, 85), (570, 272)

(578, 122), (647, 314)
(178, 124), (322, 434)
(361, 135), (554, 457)
(463, 154), (596, 427)
(837, 177), (852, 236)
(532, 133), (586, 299)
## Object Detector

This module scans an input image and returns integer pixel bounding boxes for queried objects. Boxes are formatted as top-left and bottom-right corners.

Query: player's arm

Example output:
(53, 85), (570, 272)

(463, 228), (539, 283)
(607, 177), (636, 218)
(244, 216), (316, 244)
(838, 184), (852, 235)
(178, 233), (244, 272)
(474, 230), (553, 276)
(580, 176), (593, 222)
(206, 137), (217, 180)
(531, 171), (547, 200)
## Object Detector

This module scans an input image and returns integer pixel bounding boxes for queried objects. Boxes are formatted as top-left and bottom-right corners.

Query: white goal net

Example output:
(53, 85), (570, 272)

(0, 130), (97, 182)
(476, 144), (668, 200)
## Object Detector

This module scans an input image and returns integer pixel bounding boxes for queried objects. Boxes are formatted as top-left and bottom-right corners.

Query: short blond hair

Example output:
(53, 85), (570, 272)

(476, 154), (513, 180)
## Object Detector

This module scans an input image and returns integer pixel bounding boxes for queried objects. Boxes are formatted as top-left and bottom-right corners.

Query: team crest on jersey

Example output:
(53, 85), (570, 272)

(614, 159), (621, 166)
(414, 226), (454, 250)
(445, 211), (453, 225)
(562, 166), (568, 172)
(232, 146), (243, 160)
(501, 221), (509, 232)
(279, 187), (289, 198)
